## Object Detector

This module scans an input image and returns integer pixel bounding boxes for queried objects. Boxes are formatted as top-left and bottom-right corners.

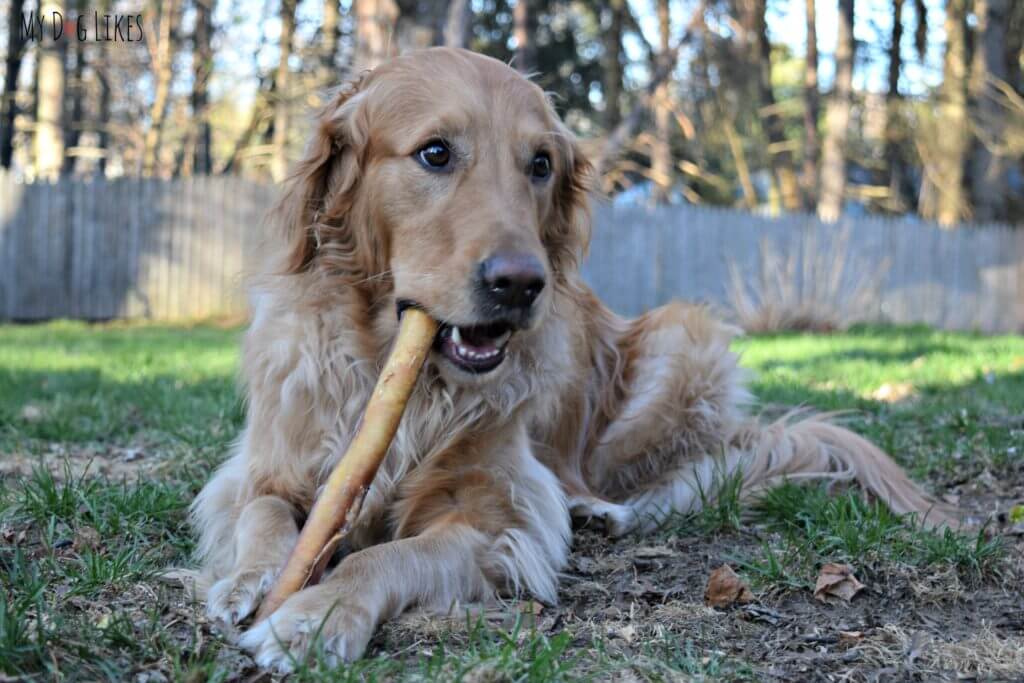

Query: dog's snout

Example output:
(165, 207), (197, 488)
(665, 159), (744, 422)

(478, 251), (546, 310)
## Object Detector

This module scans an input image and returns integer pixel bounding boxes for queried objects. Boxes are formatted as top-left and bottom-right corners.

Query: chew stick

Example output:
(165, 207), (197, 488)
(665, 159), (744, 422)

(255, 308), (438, 622)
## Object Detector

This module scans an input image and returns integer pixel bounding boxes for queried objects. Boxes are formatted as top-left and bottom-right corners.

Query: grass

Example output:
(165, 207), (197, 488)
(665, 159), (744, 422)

(735, 483), (1005, 590)
(0, 321), (1022, 680)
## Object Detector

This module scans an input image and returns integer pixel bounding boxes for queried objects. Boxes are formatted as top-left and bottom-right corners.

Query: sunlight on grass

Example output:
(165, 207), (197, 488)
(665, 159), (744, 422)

(0, 320), (242, 449)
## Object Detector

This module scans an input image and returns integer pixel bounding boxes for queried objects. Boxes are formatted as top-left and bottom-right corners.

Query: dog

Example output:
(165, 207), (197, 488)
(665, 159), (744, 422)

(191, 47), (953, 671)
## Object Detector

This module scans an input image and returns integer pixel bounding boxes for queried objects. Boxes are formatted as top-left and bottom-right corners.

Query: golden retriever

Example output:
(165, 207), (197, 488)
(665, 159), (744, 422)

(192, 47), (952, 671)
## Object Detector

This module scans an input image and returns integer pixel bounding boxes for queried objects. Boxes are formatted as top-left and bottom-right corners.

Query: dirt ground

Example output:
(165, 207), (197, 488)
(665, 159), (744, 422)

(371, 530), (1024, 681)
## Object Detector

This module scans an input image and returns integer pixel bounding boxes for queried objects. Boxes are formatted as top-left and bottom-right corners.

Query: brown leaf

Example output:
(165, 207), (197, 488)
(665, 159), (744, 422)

(1, 526), (26, 545)
(704, 564), (755, 607)
(74, 526), (101, 551)
(839, 630), (865, 644)
(814, 563), (865, 604)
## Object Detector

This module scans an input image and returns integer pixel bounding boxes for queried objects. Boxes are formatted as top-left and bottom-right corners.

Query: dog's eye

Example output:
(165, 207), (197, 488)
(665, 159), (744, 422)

(416, 140), (451, 170)
(530, 152), (552, 180)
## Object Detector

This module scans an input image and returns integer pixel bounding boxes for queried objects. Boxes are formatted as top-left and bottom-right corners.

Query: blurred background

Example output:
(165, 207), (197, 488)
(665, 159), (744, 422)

(0, 0), (1022, 331)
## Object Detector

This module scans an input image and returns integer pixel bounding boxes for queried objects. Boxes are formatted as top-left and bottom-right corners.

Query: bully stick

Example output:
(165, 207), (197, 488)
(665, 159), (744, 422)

(255, 308), (438, 622)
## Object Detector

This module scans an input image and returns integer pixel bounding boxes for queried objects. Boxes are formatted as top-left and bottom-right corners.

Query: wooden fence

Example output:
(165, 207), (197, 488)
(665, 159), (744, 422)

(584, 204), (1024, 333)
(0, 174), (268, 320)
(2, 174), (1023, 332)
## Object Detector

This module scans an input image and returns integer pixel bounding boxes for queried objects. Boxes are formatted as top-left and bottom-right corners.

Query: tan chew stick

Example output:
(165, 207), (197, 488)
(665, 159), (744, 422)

(255, 308), (438, 622)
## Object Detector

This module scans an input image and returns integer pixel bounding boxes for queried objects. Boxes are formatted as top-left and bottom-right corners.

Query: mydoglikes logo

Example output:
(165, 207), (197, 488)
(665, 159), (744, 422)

(21, 7), (145, 43)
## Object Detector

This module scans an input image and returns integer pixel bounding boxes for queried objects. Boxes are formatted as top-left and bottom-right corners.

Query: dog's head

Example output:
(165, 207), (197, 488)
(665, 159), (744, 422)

(277, 47), (590, 382)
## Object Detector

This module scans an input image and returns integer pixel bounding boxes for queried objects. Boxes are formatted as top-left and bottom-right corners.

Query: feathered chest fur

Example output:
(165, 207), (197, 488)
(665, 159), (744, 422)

(238, 279), (578, 537)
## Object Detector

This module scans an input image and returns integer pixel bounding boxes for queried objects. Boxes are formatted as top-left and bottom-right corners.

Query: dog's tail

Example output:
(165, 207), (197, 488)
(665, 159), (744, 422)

(594, 411), (958, 536)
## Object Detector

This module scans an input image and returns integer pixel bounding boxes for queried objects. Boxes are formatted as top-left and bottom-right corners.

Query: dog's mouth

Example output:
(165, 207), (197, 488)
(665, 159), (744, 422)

(435, 321), (513, 373)
(397, 301), (515, 374)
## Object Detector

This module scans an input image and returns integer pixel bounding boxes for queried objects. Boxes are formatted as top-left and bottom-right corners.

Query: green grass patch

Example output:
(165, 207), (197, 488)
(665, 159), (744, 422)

(734, 324), (1024, 477)
(736, 482), (1005, 589)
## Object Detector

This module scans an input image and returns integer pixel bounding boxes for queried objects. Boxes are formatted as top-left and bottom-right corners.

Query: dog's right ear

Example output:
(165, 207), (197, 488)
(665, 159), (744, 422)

(274, 76), (373, 275)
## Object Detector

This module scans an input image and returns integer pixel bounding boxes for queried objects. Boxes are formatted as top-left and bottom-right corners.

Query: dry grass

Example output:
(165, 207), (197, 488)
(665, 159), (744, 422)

(726, 226), (890, 333)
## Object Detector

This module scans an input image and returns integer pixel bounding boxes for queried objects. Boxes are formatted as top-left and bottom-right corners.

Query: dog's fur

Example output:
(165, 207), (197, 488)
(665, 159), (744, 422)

(192, 48), (953, 671)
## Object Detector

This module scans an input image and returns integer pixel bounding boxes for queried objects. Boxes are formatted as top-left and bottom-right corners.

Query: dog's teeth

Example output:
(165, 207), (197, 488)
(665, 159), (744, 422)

(494, 331), (512, 348)
(451, 326), (463, 345)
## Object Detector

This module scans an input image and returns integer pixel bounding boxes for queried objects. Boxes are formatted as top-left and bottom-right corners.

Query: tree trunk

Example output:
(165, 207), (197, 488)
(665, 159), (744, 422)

(142, 0), (179, 176)
(514, 0), (534, 73)
(91, 0), (112, 175)
(34, 0), (66, 179)
(801, 0), (820, 205)
(816, 0), (855, 221)
(443, 0), (472, 48)
(927, 0), (969, 226)
(96, 69), (111, 175)
(747, 0), (801, 210)
(1, 0), (27, 169)
(355, 0), (399, 70)
(62, 0), (88, 174)
(320, 0), (340, 77)
(271, 0), (297, 182)
(651, 0), (673, 203)
(913, 0), (928, 60)
(189, 0), (214, 175)
(883, 0), (908, 211)
(602, 0), (625, 131)
(969, 0), (1009, 222)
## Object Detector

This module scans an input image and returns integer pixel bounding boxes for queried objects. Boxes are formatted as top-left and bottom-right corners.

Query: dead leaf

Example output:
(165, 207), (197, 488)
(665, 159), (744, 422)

(839, 630), (865, 644)
(704, 564), (755, 607)
(1, 526), (26, 545)
(814, 563), (865, 604)
(74, 526), (101, 551)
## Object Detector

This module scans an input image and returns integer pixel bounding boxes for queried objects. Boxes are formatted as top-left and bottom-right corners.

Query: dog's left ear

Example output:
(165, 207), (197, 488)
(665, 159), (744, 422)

(546, 125), (593, 279)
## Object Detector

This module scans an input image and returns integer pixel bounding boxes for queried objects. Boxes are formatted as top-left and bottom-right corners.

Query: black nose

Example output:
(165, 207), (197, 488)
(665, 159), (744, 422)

(478, 251), (546, 310)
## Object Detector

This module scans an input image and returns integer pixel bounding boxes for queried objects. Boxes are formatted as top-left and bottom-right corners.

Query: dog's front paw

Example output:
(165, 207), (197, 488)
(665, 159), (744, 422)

(206, 566), (278, 628)
(238, 585), (375, 673)
(569, 495), (638, 537)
